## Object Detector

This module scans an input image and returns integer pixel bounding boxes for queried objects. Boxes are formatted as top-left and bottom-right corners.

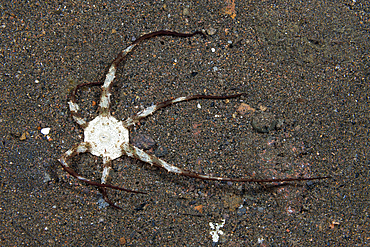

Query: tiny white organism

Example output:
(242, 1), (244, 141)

(209, 219), (226, 243)
(258, 237), (264, 244)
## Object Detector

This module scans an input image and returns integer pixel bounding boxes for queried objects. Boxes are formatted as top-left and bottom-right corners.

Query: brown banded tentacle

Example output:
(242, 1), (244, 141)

(98, 157), (124, 209)
(58, 142), (145, 194)
(98, 187), (123, 210)
(101, 156), (113, 184)
(69, 81), (104, 129)
(67, 101), (88, 128)
(69, 30), (206, 119)
(98, 44), (138, 116)
(98, 30), (206, 117)
(70, 81), (104, 103)
(121, 143), (331, 183)
(123, 93), (246, 127)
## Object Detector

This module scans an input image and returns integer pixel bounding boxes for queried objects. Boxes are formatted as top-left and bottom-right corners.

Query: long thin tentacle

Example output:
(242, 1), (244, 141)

(132, 30), (205, 45)
(121, 143), (330, 183)
(67, 100), (88, 129)
(66, 30), (206, 118)
(98, 157), (123, 209)
(123, 93), (245, 127)
(67, 81), (103, 129)
(98, 30), (205, 116)
(98, 44), (137, 116)
(58, 142), (145, 194)
(69, 31), (205, 100)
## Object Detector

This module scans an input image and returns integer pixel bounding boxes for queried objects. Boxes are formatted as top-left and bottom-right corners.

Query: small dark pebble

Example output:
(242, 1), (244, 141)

(134, 202), (147, 211)
(189, 200), (197, 205)
(237, 207), (246, 216)
(131, 133), (156, 150)
(251, 112), (281, 133)
(306, 181), (314, 186)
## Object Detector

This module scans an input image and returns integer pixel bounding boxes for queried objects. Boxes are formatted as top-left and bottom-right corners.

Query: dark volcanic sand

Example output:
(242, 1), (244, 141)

(1, 1), (369, 246)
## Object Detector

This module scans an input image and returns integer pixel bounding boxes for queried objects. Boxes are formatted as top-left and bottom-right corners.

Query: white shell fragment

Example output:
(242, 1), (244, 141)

(41, 127), (50, 135)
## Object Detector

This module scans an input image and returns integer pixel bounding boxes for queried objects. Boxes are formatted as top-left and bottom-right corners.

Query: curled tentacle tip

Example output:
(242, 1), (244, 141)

(198, 30), (207, 38)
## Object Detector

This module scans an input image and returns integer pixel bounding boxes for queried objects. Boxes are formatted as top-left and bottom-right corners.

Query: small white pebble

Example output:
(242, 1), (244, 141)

(197, 103), (201, 109)
(41, 128), (50, 135)
(211, 48), (216, 52)
(228, 40), (232, 44)
(213, 66), (218, 72)
(44, 227), (48, 231)
(35, 79), (39, 83)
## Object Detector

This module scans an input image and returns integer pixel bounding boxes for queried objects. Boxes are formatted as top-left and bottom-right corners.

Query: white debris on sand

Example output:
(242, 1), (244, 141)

(41, 127), (50, 135)
(209, 219), (226, 243)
